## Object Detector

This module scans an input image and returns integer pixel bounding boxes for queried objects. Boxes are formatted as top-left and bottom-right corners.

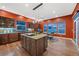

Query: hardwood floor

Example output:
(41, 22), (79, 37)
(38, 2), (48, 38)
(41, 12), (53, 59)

(0, 37), (79, 56)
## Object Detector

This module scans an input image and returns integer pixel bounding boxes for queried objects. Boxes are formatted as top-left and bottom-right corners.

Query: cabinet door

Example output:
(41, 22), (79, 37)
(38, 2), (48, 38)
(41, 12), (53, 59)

(0, 34), (8, 44)
(8, 33), (18, 42)
(0, 17), (7, 28)
(44, 36), (48, 49)
(36, 38), (44, 56)
(26, 37), (31, 52)
(20, 36), (26, 48)
(30, 40), (36, 56)
(7, 18), (14, 28)
(29, 23), (34, 28)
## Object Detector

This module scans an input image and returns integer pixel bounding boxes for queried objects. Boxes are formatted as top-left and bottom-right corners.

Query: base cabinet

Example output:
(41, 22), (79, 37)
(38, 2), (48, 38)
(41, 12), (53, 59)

(21, 36), (26, 48)
(30, 39), (36, 55)
(0, 33), (18, 45)
(0, 34), (8, 44)
(8, 33), (18, 43)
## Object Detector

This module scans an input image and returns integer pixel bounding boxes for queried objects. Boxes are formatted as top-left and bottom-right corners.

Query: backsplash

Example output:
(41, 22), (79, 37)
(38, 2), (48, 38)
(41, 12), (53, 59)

(0, 28), (16, 34)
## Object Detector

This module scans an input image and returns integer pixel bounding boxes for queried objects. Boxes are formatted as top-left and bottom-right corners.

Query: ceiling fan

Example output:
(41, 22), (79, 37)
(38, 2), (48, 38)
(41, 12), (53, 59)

(33, 3), (43, 10)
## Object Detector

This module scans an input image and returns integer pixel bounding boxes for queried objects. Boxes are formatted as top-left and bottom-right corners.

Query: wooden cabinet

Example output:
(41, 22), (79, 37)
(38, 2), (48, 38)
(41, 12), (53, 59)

(28, 22), (34, 28)
(30, 39), (36, 55)
(21, 34), (48, 56)
(26, 37), (31, 52)
(36, 37), (48, 55)
(0, 34), (8, 44)
(21, 35), (26, 48)
(8, 33), (18, 42)
(36, 38), (44, 55)
(0, 17), (7, 28)
(0, 33), (18, 45)
(7, 18), (14, 28)
(44, 37), (48, 49)
(0, 16), (15, 28)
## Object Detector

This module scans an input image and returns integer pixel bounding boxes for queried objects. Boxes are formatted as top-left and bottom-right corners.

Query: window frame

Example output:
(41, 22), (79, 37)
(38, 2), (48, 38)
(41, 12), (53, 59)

(57, 21), (66, 35)
(52, 22), (57, 33)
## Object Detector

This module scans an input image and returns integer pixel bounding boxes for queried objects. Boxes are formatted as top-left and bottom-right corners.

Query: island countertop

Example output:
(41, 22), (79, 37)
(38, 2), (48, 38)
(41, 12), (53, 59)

(21, 33), (47, 40)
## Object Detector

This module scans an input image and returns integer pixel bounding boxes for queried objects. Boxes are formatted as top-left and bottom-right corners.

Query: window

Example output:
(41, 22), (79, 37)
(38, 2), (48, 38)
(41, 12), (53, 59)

(16, 21), (26, 32)
(48, 23), (52, 34)
(58, 21), (66, 34)
(44, 24), (47, 32)
(16, 21), (25, 25)
(43, 21), (65, 34)
(52, 23), (57, 33)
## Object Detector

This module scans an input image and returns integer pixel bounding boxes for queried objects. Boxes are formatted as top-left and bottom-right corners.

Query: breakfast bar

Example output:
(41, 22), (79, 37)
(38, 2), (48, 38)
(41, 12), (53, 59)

(21, 33), (48, 56)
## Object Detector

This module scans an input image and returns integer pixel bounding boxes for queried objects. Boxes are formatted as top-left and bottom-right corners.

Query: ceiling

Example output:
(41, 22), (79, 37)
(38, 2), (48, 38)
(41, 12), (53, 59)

(0, 3), (77, 21)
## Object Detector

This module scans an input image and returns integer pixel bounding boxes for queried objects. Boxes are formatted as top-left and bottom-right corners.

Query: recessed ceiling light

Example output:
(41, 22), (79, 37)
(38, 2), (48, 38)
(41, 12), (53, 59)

(25, 4), (29, 7)
(1, 6), (6, 9)
(53, 10), (56, 14)
(56, 15), (58, 17)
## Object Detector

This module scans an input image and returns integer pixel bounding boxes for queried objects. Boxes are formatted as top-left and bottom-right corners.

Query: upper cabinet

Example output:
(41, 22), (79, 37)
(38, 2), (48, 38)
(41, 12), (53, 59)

(0, 16), (15, 28)
(7, 18), (15, 28)
(0, 17), (7, 28)
(29, 23), (34, 28)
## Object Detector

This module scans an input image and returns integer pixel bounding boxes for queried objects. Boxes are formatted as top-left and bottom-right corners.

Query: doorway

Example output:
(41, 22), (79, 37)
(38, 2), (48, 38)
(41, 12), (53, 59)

(74, 17), (79, 48)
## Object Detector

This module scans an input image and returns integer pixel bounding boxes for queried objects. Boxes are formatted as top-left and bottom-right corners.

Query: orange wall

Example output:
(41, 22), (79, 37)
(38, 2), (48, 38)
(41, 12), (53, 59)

(40, 15), (74, 38)
(40, 3), (79, 39)
(0, 10), (17, 19)
(0, 9), (33, 22)
(16, 16), (33, 22)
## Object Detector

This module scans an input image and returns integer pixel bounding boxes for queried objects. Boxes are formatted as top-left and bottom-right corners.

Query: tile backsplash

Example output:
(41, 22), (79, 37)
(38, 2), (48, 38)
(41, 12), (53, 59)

(0, 28), (16, 34)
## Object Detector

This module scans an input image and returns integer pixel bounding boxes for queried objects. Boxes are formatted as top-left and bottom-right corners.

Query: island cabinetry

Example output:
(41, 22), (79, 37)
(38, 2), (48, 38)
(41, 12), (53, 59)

(21, 33), (48, 56)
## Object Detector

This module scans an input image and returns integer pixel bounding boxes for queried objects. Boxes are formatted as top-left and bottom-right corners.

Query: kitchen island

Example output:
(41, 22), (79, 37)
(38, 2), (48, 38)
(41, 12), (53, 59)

(21, 33), (48, 56)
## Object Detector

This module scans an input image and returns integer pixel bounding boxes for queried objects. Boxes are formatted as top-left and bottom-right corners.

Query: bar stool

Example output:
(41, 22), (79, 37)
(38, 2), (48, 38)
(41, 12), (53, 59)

(48, 32), (54, 40)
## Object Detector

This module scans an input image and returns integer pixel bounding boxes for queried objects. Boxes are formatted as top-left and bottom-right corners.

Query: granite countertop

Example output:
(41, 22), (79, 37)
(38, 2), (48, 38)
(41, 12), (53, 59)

(0, 32), (19, 34)
(21, 33), (47, 40)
